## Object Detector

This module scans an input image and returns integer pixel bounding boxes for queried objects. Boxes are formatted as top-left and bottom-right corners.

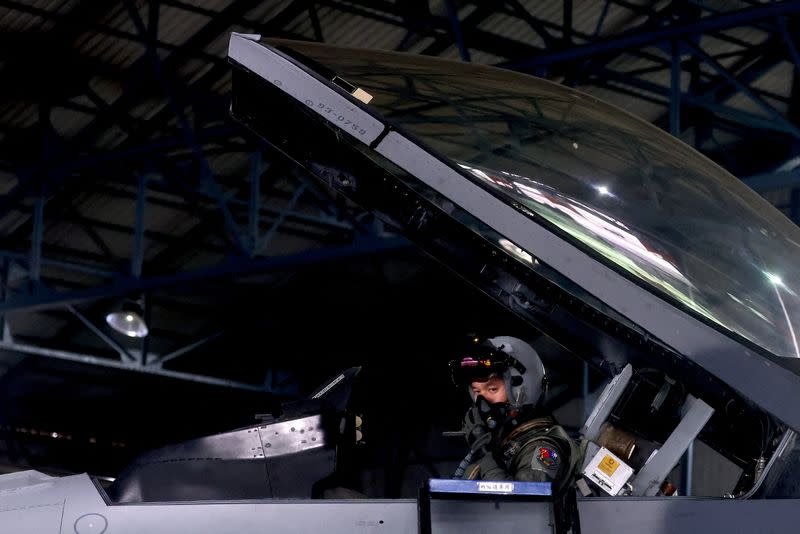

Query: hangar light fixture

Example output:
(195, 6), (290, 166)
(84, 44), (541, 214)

(106, 299), (149, 338)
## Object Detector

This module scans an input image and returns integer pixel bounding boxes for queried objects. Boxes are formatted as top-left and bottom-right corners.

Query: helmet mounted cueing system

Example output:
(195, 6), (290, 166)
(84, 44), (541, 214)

(449, 335), (547, 410)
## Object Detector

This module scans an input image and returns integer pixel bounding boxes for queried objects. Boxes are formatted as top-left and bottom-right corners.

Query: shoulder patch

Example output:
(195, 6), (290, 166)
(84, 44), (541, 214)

(536, 446), (559, 468)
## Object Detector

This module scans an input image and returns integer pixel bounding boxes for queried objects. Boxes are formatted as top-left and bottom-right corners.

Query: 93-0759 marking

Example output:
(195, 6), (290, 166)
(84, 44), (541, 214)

(305, 99), (368, 137)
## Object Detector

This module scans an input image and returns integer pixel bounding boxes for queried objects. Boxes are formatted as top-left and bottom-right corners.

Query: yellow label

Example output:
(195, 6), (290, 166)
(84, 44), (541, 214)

(598, 455), (619, 477)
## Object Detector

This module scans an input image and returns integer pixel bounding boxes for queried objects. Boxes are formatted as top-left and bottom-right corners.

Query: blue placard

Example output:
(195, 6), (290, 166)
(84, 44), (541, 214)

(428, 479), (551, 496)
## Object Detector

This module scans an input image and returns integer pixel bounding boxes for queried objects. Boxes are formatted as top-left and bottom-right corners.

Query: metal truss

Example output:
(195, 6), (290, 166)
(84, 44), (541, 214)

(0, 0), (798, 392)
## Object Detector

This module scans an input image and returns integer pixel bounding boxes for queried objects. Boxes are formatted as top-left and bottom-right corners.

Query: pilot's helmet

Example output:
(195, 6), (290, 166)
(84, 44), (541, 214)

(449, 335), (546, 409)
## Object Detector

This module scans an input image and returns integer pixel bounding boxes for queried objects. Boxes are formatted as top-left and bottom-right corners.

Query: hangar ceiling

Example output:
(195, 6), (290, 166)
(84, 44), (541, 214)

(0, 0), (798, 479)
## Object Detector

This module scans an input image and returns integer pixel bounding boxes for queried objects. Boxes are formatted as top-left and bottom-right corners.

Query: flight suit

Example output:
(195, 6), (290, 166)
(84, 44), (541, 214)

(461, 411), (580, 492)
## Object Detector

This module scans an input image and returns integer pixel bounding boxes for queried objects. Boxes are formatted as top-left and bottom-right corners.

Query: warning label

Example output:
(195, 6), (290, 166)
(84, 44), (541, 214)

(598, 455), (619, 477)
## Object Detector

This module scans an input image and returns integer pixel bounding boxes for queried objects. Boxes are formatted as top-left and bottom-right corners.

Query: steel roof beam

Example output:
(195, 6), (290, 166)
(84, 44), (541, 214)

(419, 4), (495, 57)
(79, 184), (355, 237)
(742, 169), (800, 192)
(0, 0), (228, 65)
(0, 250), (116, 280)
(0, 339), (289, 394)
(29, 197), (43, 287)
(253, 185), (307, 256)
(65, 304), (135, 363)
(317, 0), (787, 110)
(652, 34), (791, 137)
(444, 0), (470, 61)
(60, 206), (118, 266)
(0, 236), (410, 313)
(4, 0), (270, 214)
(47, 126), (242, 173)
(318, 0), (535, 59)
(100, 2), (310, 153)
(7, 242), (131, 276)
(586, 66), (798, 135)
(145, 330), (225, 368)
(1, 202), (229, 254)
(123, 0), (249, 256)
(683, 40), (800, 140)
(500, 1), (800, 70)
(790, 68), (800, 127)
(696, 35), (788, 102)
(612, 0), (774, 47)
(504, 0), (557, 48)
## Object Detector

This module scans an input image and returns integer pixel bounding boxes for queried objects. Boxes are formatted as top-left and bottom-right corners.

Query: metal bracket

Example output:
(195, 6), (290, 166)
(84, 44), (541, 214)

(580, 364), (632, 441)
(631, 394), (714, 496)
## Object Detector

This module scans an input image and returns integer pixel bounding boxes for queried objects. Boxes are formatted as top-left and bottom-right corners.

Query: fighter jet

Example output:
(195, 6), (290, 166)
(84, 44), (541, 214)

(2, 33), (800, 533)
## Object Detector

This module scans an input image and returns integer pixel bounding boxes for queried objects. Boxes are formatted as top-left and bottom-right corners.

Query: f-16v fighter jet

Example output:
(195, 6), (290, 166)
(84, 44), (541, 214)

(2, 33), (800, 534)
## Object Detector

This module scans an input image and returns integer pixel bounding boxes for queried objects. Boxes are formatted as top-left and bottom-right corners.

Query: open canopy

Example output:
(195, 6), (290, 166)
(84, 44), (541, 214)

(228, 34), (800, 431)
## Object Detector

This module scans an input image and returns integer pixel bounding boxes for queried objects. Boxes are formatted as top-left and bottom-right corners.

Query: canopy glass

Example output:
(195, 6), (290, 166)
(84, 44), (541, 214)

(271, 40), (800, 363)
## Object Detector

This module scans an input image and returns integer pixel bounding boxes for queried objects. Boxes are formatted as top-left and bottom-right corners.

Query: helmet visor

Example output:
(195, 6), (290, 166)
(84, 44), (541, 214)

(449, 353), (510, 385)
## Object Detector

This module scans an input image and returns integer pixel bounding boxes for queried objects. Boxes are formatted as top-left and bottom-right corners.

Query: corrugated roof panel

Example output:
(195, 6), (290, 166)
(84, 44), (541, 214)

(585, 0), (654, 38)
(93, 123), (128, 150)
(0, 169), (18, 195)
(725, 92), (774, 118)
(607, 51), (663, 73)
(51, 197), (134, 262)
(639, 68), (673, 90)
(751, 61), (794, 99)
(245, 0), (297, 25)
(760, 93), (789, 116)
(0, 207), (29, 236)
(69, 94), (95, 108)
(143, 202), (204, 245)
(208, 152), (249, 178)
(0, 102), (37, 129)
(95, 2), (130, 35)
(511, 0), (641, 39)
(468, 48), (509, 65)
(478, 12), (546, 51)
(317, 1), (405, 27)
(0, 8), (46, 32)
(45, 220), (115, 259)
(479, 0), (649, 49)
(592, 57), (677, 124)
(129, 97), (168, 122)
(762, 188), (792, 209)
(175, 56), (213, 84)
(406, 35), (437, 54)
(581, 86), (664, 123)
(87, 76), (123, 111)
(437, 45), (507, 65)
(311, 6), (406, 49)
(205, 31), (231, 59)
(0, 0), (794, 290)
(0, 0), (78, 31)
(205, 23), (253, 58)
(157, 4), (212, 47)
(210, 71), (232, 95)
(51, 107), (94, 138)
(65, 187), (204, 263)
(696, 31), (770, 74)
(8, 311), (70, 341)
(75, 28), (144, 70)
(283, 9), (317, 40)
(716, 25), (770, 48)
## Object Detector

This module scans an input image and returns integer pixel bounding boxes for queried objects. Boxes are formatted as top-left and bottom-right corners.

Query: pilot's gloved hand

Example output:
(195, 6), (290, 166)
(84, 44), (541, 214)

(478, 452), (511, 480)
(462, 405), (492, 452)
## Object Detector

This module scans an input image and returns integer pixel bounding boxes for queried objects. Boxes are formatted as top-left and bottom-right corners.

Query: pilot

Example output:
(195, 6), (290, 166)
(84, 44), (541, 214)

(450, 335), (580, 491)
